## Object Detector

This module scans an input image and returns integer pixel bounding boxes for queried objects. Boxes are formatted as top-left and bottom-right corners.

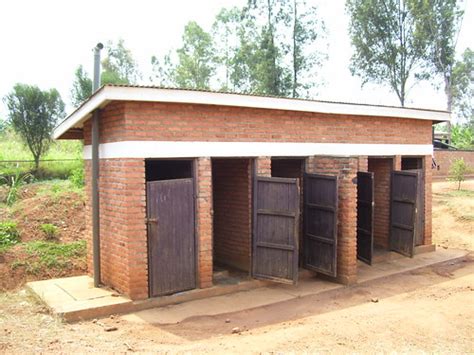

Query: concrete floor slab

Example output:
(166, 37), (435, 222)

(27, 248), (470, 323)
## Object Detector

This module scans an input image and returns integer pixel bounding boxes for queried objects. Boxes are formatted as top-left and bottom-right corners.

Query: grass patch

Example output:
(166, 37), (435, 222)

(12, 240), (86, 275)
(444, 189), (474, 198)
(0, 129), (83, 180)
(0, 221), (20, 253)
(36, 179), (84, 200)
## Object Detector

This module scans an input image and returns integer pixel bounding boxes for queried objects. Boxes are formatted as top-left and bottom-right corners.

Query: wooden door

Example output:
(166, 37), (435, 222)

(404, 169), (425, 246)
(357, 172), (374, 265)
(303, 173), (338, 277)
(147, 178), (196, 297)
(253, 177), (299, 284)
(390, 171), (418, 257)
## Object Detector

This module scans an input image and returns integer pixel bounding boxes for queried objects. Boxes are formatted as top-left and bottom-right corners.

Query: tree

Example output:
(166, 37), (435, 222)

(70, 39), (141, 107)
(4, 84), (65, 170)
(291, 0), (327, 98)
(451, 48), (473, 121)
(71, 65), (92, 107)
(174, 21), (216, 89)
(150, 53), (176, 87)
(102, 39), (141, 85)
(448, 157), (472, 190)
(346, 0), (428, 106)
(412, 0), (464, 112)
(451, 123), (474, 149)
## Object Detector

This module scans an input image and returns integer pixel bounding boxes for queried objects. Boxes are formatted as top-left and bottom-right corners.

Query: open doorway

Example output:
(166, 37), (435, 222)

(145, 159), (196, 297)
(367, 157), (393, 258)
(211, 158), (253, 285)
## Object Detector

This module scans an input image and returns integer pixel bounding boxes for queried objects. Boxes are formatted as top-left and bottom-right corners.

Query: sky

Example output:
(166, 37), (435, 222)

(0, 0), (472, 121)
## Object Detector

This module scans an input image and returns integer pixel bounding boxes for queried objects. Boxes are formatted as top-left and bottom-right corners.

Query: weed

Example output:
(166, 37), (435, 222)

(23, 240), (86, 272)
(0, 171), (34, 205)
(0, 221), (20, 252)
(40, 223), (59, 241)
(69, 165), (85, 188)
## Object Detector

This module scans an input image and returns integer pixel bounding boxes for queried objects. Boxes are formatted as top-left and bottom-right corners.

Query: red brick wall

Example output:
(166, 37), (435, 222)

(433, 150), (474, 179)
(368, 158), (392, 249)
(197, 158), (213, 288)
(306, 156), (358, 285)
(212, 159), (252, 272)
(84, 158), (147, 300)
(84, 101), (433, 145)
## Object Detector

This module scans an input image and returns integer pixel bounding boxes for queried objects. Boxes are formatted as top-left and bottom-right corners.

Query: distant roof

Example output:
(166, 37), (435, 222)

(53, 84), (451, 139)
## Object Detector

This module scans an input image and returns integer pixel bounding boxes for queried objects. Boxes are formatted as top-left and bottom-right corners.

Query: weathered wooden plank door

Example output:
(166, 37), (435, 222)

(303, 173), (338, 277)
(357, 172), (374, 265)
(390, 171), (418, 257)
(253, 177), (299, 284)
(147, 178), (196, 297)
(404, 169), (425, 246)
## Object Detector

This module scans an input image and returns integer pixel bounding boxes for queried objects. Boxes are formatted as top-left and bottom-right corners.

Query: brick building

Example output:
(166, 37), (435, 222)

(54, 85), (450, 301)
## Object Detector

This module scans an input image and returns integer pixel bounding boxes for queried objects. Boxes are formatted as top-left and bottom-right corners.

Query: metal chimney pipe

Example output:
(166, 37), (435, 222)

(92, 42), (103, 288)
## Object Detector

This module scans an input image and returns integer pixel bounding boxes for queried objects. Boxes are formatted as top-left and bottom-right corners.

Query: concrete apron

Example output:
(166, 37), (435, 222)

(27, 248), (469, 323)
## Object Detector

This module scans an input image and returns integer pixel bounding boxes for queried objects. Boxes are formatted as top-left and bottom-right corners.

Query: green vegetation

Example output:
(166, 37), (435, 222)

(448, 158), (473, 190)
(4, 83), (66, 170)
(451, 124), (474, 150)
(40, 223), (59, 241)
(12, 240), (86, 274)
(0, 129), (82, 180)
(36, 179), (84, 200)
(0, 171), (33, 205)
(0, 221), (20, 253)
(69, 164), (85, 188)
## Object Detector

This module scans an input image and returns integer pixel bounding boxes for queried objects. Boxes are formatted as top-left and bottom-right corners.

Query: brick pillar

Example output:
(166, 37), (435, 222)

(197, 157), (213, 288)
(358, 156), (368, 172)
(305, 156), (358, 285)
(256, 156), (271, 176)
(394, 155), (402, 170)
(423, 155), (433, 245)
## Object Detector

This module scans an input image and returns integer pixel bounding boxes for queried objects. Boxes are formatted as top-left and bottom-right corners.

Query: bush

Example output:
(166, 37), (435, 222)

(0, 221), (20, 252)
(40, 223), (59, 241)
(69, 165), (85, 188)
(448, 158), (473, 190)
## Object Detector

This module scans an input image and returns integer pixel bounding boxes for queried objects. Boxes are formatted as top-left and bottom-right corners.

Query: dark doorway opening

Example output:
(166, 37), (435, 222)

(271, 158), (305, 265)
(145, 159), (196, 297)
(146, 159), (193, 181)
(211, 158), (253, 285)
(367, 158), (393, 252)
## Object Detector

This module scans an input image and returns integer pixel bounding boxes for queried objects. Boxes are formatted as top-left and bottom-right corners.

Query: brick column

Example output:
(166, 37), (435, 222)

(305, 156), (358, 285)
(197, 157), (213, 288)
(358, 156), (368, 172)
(394, 155), (402, 170)
(256, 156), (271, 176)
(423, 155), (433, 245)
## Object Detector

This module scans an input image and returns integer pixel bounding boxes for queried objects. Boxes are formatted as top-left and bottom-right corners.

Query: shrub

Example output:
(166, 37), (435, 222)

(448, 158), (473, 190)
(69, 165), (85, 188)
(0, 221), (20, 252)
(40, 223), (59, 241)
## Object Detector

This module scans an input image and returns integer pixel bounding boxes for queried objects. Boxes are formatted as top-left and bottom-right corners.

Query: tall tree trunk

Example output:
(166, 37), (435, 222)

(444, 74), (453, 144)
(292, 0), (298, 98)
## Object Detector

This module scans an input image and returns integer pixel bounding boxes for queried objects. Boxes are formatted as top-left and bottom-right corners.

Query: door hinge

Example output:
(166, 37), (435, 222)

(146, 218), (158, 224)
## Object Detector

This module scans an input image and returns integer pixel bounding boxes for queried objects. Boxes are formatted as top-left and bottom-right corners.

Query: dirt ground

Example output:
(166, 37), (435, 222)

(0, 180), (473, 353)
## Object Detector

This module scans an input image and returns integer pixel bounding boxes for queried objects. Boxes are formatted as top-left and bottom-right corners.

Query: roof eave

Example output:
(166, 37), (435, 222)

(53, 86), (451, 139)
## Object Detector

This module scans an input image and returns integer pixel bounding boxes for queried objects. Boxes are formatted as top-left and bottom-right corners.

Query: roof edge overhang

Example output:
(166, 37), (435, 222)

(53, 85), (451, 139)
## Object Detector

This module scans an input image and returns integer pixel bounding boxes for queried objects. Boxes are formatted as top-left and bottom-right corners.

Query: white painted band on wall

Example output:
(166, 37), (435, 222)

(83, 141), (433, 160)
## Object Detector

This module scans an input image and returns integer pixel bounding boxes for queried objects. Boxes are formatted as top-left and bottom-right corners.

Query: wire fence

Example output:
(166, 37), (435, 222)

(0, 159), (83, 180)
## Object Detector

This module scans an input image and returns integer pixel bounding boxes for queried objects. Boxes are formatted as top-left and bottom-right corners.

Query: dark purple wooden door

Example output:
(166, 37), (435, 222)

(303, 173), (338, 277)
(390, 171), (418, 257)
(147, 178), (196, 297)
(357, 172), (374, 265)
(253, 177), (299, 284)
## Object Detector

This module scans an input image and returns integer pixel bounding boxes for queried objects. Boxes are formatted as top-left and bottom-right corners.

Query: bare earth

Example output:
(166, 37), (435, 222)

(0, 180), (473, 354)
